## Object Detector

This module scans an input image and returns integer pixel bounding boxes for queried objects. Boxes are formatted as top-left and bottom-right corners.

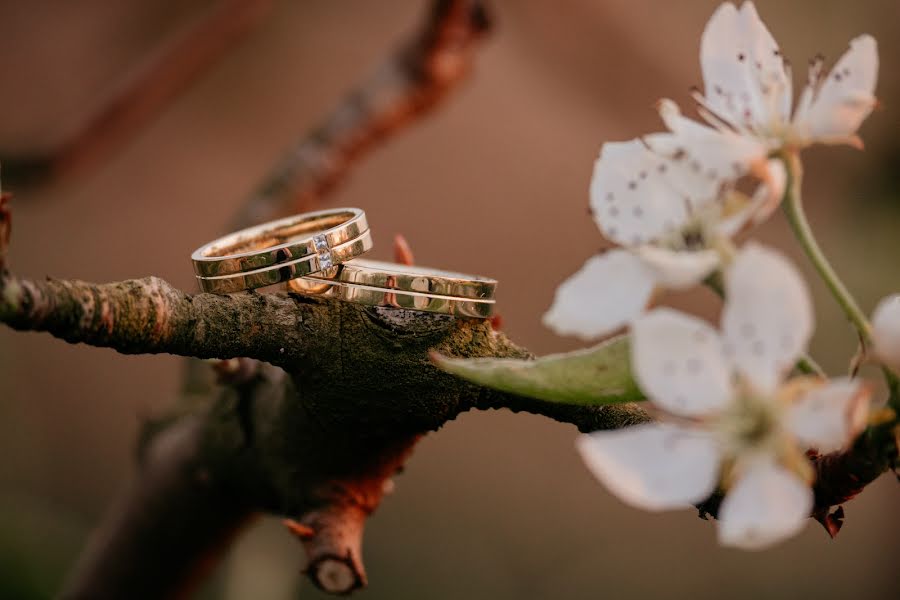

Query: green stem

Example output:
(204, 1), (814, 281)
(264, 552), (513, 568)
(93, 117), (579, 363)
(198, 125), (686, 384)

(781, 153), (873, 345)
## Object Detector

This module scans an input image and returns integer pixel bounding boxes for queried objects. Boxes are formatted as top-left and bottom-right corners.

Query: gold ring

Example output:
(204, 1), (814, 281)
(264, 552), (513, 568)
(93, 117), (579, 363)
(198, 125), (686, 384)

(286, 259), (497, 318)
(196, 230), (373, 294)
(191, 208), (369, 278)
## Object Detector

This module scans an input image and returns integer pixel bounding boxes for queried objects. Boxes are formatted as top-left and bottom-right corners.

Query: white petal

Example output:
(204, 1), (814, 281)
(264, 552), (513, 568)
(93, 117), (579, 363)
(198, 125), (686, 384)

(631, 308), (734, 417)
(634, 245), (720, 290)
(722, 244), (813, 395)
(589, 139), (690, 246)
(543, 250), (655, 340)
(793, 35), (878, 146)
(718, 456), (812, 550)
(793, 56), (822, 128)
(786, 378), (870, 453)
(577, 423), (721, 511)
(872, 293), (900, 372)
(649, 103), (767, 202)
(700, 2), (791, 131)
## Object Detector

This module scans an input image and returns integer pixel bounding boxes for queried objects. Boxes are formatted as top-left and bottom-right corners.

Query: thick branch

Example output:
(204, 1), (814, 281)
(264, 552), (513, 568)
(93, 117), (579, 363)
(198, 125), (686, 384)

(5, 261), (896, 586)
(58, 364), (284, 600)
(60, 415), (253, 600)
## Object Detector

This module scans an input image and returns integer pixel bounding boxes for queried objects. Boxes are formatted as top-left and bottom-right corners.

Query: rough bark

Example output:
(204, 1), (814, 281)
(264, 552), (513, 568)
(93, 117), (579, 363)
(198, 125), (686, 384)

(2, 258), (894, 595)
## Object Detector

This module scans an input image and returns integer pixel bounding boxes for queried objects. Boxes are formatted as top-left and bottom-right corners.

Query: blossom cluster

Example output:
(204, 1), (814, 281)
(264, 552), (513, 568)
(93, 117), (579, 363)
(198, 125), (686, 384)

(545, 2), (897, 549)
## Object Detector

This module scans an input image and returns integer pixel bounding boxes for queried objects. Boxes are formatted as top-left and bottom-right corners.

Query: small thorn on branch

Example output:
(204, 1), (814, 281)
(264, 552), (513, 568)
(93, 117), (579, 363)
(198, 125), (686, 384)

(393, 234), (415, 266)
(283, 519), (315, 540)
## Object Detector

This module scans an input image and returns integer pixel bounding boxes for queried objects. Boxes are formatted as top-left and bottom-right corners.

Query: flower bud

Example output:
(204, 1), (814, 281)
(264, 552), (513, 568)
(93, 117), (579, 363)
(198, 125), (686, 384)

(871, 294), (900, 372)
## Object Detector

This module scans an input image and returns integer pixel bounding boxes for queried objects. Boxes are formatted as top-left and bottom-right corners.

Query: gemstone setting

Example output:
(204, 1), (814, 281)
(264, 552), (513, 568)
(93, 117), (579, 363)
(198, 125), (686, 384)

(313, 234), (333, 269)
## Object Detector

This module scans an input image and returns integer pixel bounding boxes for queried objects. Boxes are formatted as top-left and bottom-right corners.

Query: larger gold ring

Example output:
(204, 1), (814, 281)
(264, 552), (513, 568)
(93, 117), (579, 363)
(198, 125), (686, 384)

(191, 208), (371, 293)
(191, 208), (368, 278)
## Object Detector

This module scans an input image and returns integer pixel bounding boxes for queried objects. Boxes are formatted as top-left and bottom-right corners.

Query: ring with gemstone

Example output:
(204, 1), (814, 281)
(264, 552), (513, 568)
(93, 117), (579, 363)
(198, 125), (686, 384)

(192, 208), (371, 293)
(285, 259), (497, 318)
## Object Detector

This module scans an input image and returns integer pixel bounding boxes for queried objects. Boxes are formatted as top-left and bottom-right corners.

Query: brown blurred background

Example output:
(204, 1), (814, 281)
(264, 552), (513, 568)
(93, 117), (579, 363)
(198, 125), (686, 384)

(1, 1), (899, 598)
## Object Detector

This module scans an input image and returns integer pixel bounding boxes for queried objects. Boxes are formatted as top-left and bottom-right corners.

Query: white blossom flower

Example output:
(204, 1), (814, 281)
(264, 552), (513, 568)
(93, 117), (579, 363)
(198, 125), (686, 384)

(576, 244), (870, 550)
(871, 294), (900, 373)
(673, 1), (878, 156)
(543, 133), (784, 340)
(544, 1), (877, 342)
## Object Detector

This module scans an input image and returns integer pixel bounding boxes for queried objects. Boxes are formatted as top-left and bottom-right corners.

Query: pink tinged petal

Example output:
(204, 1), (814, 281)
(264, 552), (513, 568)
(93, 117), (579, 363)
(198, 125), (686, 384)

(576, 423), (721, 511)
(543, 250), (655, 340)
(722, 244), (813, 395)
(872, 294), (900, 372)
(590, 139), (690, 247)
(736, 2), (793, 125)
(794, 35), (879, 146)
(634, 245), (720, 291)
(699, 1), (790, 131)
(749, 157), (787, 224)
(718, 457), (813, 550)
(786, 378), (871, 453)
(631, 308), (734, 417)
(715, 159), (787, 238)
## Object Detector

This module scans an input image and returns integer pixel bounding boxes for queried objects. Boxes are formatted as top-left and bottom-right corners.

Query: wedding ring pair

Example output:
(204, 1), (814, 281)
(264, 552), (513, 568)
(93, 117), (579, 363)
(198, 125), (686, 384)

(190, 208), (496, 318)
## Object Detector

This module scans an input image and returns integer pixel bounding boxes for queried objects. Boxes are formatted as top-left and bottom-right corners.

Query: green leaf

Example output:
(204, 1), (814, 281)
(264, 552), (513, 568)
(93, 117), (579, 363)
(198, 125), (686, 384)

(433, 335), (644, 406)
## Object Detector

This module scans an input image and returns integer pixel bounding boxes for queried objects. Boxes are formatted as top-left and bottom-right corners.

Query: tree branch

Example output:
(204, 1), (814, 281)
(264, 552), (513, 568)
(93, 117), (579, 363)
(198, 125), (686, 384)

(31, 2), (497, 595)
(40, 301), (644, 598)
(0, 271), (320, 366)
(4, 255), (894, 594)
(4, 1), (895, 597)
(60, 414), (254, 600)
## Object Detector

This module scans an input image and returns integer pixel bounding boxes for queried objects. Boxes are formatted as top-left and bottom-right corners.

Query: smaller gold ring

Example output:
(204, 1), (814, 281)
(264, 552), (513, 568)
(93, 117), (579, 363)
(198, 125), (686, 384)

(286, 259), (497, 318)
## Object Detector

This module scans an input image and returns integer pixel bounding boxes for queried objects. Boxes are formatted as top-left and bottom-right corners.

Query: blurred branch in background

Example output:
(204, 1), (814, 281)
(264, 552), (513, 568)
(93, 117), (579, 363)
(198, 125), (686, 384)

(231, 0), (491, 229)
(0, 0), (273, 187)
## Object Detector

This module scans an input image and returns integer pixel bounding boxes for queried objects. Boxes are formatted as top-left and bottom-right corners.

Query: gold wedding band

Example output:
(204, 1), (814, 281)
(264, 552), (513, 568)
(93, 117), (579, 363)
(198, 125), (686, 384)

(191, 208), (371, 293)
(190, 208), (498, 318)
(286, 259), (497, 318)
